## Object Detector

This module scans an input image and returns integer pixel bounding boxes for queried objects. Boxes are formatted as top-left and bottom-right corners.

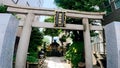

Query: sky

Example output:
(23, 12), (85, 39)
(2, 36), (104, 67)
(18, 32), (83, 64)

(27, 0), (57, 9)
(12, 0), (57, 8)
(42, 0), (57, 8)
(39, 0), (58, 21)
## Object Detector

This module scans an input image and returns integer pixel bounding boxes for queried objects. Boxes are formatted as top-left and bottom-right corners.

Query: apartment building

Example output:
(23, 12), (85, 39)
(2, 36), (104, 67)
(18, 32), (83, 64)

(1, 0), (41, 6)
(103, 0), (120, 25)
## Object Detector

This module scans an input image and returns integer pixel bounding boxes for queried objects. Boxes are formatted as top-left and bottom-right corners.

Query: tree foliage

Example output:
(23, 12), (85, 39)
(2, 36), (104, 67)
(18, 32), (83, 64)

(28, 27), (43, 62)
(65, 42), (84, 68)
(0, 5), (7, 13)
(29, 27), (43, 52)
(55, 0), (105, 12)
(44, 16), (54, 22)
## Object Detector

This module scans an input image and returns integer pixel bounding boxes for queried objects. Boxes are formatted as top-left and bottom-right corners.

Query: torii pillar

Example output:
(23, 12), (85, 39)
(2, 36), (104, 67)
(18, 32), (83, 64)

(83, 18), (93, 68)
(15, 13), (34, 68)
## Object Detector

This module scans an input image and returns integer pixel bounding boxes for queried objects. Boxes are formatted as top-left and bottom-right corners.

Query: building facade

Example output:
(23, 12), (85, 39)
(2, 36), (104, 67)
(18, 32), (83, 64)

(103, 0), (120, 25)
(1, 0), (43, 7)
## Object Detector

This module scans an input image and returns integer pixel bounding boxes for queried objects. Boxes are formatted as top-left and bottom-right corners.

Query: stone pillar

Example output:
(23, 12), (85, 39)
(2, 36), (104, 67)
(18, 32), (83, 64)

(82, 18), (93, 68)
(0, 14), (19, 68)
(15, 13), (34, 68)
(105, 21), (120, 68)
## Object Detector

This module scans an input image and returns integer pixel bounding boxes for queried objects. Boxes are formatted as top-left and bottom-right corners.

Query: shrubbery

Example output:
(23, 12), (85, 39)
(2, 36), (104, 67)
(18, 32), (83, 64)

(0, 5), (7, 13)
(65, 42), (85, 68)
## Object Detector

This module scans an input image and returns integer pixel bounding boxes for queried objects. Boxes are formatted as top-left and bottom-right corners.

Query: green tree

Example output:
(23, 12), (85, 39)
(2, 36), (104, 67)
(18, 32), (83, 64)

(0, 5), (7, 13)
(29, 27), (43, 52)
(65, 42), (84, 67)
(55, 0), (105, 11)
(28, 27), (43, 62)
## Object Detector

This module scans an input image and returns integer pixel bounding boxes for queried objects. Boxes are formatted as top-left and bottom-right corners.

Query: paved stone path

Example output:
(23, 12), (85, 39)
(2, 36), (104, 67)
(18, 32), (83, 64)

(44, 57), (71, 68)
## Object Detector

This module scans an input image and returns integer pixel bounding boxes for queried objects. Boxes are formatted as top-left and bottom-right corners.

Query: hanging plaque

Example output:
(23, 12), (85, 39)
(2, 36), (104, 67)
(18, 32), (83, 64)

(54, 11), (66, 27)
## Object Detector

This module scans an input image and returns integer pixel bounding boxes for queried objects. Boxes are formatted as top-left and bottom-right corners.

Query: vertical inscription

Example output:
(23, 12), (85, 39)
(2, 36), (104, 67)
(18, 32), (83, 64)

(54, 11), (66, 27)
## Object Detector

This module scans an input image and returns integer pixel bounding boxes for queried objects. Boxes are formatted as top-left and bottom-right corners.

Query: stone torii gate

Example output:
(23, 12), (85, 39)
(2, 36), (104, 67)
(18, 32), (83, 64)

(5, 4), (105, 68)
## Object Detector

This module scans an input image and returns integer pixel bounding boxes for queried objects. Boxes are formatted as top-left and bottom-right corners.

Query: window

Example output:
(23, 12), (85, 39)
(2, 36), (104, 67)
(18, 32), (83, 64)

(109, 0), (115, 3)
(115, 0), (120, 9)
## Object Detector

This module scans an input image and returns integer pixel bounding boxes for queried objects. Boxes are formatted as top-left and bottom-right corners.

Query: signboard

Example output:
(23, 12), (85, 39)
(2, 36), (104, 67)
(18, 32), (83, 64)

(54, 11), (66, 27)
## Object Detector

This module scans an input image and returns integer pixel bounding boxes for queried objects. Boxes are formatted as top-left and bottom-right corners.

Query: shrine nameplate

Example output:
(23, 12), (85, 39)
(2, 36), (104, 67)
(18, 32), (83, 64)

(54, 11), (66, 27)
